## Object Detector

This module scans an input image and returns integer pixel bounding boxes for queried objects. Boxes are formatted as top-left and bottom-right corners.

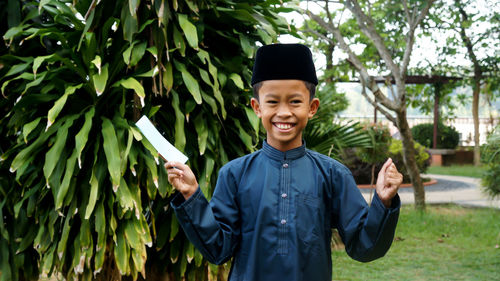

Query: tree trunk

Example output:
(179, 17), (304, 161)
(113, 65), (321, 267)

(433, 83), (441, 149)
(396, 109), (426, 210)
(472, 79), (481, 165)
(455, 0), (482, 166)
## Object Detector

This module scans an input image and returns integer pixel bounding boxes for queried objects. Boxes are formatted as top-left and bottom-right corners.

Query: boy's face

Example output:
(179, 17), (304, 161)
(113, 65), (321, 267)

(251, 80), (320, 152)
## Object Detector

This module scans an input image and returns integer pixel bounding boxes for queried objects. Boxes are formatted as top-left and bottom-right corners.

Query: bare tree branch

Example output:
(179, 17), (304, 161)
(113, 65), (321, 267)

(360, 76), (397, 125)
(401, 0), (435, 78)
(305, 10), (400, 111)
(402, 0), (412, 24)
(343, 0), (403, 85)
(325, 0), (333, 24)
(305, 27), (336, 45)
(386, 77), (397, 101)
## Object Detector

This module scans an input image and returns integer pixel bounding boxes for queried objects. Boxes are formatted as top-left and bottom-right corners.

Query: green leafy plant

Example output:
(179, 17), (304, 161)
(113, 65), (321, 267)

(411, 123), (460, 149)
(303, 85), (371, 158)
(481, 125), (500, 198)
(341, 123), (392, 185)
(0, 0), (292, 280)
(389, 140), (431, 183)
(355, 123), (392, 165)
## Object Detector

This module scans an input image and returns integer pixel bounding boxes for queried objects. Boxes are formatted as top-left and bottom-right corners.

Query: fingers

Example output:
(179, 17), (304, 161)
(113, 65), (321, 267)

(164, 161), (185, 170)
(168, 173), (181, 185)
(384, 170), (403, 188)
(387, 163), (397, 172)
(378, 158), (393, 177)
(165, 161), (185, 185)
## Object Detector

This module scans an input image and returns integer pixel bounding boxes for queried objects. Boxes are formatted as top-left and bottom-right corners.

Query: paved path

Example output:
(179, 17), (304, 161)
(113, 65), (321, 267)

(360, 174), (500, 209)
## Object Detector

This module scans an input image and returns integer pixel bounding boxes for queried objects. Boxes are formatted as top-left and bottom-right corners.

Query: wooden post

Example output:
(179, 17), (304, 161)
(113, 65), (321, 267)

(433, 83), (441, 149)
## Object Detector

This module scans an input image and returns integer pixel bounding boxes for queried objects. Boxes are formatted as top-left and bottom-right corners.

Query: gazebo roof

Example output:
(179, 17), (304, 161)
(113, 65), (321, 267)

(371, 75), (462, 84)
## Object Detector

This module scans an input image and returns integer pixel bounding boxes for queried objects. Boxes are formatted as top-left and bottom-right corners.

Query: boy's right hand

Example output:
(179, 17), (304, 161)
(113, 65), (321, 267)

(164, 161), (198, 200)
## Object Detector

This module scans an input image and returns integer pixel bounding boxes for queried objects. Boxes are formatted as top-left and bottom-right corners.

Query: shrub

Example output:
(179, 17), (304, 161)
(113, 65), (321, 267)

(355, 123), (392, 165)
(343, 123), (390, 185)
(411, 123), (460, 149)
(481, 126), (500, 198)
(388, 140), (431, 183)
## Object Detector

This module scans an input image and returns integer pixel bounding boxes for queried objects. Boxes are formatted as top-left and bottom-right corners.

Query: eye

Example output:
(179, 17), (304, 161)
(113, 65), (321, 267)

(290, 99), (302, 104)
(266, 100), (278, 104)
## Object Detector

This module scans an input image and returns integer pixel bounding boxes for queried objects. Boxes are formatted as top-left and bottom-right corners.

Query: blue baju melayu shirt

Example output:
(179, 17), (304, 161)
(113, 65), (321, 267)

(171, 141), (400, 281)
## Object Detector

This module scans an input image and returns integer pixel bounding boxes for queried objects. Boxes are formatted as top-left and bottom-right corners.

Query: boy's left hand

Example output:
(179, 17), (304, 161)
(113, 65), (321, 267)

(376, 158), (403, 208)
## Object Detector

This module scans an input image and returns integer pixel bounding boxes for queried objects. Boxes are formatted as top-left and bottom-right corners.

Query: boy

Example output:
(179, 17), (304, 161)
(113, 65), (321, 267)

(165, 43), (403, 281)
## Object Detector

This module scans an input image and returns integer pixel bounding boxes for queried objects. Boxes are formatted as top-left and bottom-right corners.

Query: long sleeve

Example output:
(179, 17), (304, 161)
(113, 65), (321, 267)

(332, 167), (400, 262)
(170, 167), (240, 265)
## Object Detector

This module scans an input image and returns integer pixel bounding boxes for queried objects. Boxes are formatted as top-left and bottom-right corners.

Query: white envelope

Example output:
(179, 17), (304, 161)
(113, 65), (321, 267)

(135, 115), (188, 164)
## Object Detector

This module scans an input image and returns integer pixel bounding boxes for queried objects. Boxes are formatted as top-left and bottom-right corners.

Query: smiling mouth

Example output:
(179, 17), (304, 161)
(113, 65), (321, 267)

(273, 122), (295, 130)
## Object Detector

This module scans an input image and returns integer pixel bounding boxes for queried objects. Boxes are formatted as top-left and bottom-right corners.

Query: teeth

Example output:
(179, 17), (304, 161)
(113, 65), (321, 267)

(276, 123), (292, 130)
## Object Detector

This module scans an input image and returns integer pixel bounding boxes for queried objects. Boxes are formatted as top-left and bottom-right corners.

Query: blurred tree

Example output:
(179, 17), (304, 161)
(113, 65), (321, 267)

(303, 0), (435, 210)
(422, 0), (500, 165)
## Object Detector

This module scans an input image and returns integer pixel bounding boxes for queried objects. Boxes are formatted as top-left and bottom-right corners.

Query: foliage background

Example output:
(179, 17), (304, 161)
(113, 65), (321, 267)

(481, 125), (500, 198)
(0, 0), (295, 280)
(411, 122), (460, 149)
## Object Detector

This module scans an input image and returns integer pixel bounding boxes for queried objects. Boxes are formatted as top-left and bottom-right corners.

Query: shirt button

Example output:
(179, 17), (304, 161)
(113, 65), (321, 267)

(281, 193), (287, 198)
(283, 163), (289, 168)
(280, 219), (287, 225)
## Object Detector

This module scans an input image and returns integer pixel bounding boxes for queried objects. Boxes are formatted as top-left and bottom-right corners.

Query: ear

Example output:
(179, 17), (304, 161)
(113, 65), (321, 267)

(308, 98), (320, 119)
(250, 97), (262, 118)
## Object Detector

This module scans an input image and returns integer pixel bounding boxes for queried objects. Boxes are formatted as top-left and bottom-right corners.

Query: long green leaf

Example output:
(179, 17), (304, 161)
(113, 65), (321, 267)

(22, 117), (41, 143)
(116, 177), (135, 212)
(57, 201), (76, 260)
(43, 117), (77, 182)
(234, 118), (254, 151)
(5, 62), (31, 77)
(193, 113), (208, 155)
(47, 84), (83, 129)
(130, 42), (147, 66)
(169, 215), (179, 242)
(199, 156), (215, 199)
(55, 148), (78, 209)
(114, 77), (145, 107)
(124, 219), (142, 250)
(91, 55), (102, 74)
(123, 42), (135, 65)
(163, 61), (174, 94)
(94, 200), (106, 274)
(121, 3), (138, 42)
(92, 64), (108, 96)
(32, 54), (55, 77)
(174, 61), (201, 104)
(101, 117), (122, 191)
(245, 107), (260, 140)
(142, 148), (158, 189)
(22, 71), (47, 95)
(178, 14), (198, 49)
(84, 148), (102, 219)
(229, 73), (244, 89)
(114, 226), (130, 275)
(75, 107), (95, 168)
(171, 91), (186, 151)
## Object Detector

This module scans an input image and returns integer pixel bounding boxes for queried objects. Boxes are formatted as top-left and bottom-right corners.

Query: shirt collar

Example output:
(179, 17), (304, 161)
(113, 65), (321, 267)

(262, 140), (306, 161)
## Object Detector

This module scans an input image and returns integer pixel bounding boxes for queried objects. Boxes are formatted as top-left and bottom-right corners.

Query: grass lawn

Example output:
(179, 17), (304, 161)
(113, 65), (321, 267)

(332, 204), (500, 281)
(426, 165), (487, 178)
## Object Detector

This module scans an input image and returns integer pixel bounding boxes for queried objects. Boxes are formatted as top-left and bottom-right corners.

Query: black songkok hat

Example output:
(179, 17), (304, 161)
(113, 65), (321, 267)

(251, 43), (318, 86)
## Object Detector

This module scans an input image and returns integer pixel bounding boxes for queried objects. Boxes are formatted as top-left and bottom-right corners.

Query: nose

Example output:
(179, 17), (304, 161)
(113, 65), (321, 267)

(276, 103), (292, 118)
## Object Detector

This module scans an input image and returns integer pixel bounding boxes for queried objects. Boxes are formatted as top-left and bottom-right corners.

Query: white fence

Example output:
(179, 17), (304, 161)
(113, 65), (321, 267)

(337, 116), (499, 146)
